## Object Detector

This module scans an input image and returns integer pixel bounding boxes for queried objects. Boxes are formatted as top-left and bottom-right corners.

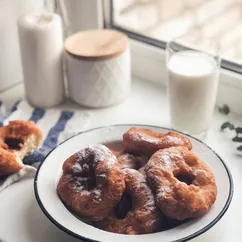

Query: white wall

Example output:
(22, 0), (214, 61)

(0, 0), (45, 92)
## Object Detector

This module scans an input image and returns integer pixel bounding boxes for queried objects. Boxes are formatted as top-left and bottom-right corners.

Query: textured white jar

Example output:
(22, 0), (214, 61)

(65, 29), (131, 108)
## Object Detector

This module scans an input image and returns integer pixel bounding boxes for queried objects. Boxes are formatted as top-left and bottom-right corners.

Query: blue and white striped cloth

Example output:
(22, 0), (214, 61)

(0, 100), (91, 191)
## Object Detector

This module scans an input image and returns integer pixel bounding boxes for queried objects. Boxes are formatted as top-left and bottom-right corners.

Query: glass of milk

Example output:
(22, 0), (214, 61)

(166, 35), (220, 135)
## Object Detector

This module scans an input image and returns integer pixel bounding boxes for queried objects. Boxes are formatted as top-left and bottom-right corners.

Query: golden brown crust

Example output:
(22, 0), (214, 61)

(123, 128), (192, 157)
(95, 168), (163, 234)
(0, 120), (42, 146)
(146, 146), (217, 220)
(57, 145), (125, 221)
(0, 148), (24, 175)
(0, 128), (8, 149)
(0, 120), (43, 175)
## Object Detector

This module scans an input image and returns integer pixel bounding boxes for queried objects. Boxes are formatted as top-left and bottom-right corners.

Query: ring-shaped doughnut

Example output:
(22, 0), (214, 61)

(57, 144), (125, 221)
(0, 120), (43, 175)
(146, 146), (217, 220)
(123, 128), (192, 157)
(95, 168), (162, 234)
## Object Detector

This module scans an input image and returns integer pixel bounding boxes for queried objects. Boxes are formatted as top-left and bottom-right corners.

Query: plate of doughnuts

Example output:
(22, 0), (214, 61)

(34, 125), (233, 242)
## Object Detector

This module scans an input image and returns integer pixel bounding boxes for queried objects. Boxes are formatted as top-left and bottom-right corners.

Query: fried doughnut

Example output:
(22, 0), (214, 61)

(95, 168), (162, 234)
(117, 153), (148, 169)
(57, 144), (125, 221)
(146, 146), (217, 220)
(0, 120), (43, 175)
(123, 127), (192, 157)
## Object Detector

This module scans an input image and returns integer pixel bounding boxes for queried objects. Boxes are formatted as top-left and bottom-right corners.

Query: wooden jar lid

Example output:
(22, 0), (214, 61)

(64, 29), (129, 60)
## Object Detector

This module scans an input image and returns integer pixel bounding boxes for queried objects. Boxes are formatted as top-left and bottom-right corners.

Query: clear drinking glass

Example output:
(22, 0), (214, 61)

(166, 34), (221, 136)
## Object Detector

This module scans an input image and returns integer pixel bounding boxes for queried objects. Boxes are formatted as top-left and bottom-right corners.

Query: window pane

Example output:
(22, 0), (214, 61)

(112, 0), (242, 67)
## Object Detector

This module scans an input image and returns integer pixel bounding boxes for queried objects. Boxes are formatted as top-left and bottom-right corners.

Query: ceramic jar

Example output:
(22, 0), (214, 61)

(64, 29), (131, 108)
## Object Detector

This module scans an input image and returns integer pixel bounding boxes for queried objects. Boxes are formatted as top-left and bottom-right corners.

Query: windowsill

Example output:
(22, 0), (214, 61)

(0, 76), (241, 241)
(0, 75), (241, 133)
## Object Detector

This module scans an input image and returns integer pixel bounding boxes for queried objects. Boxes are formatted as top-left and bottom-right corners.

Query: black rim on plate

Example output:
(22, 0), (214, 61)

(34, 124), (234, 242)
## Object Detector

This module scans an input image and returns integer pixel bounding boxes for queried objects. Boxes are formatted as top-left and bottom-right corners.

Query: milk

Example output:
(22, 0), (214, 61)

(167, 50), (219, 134)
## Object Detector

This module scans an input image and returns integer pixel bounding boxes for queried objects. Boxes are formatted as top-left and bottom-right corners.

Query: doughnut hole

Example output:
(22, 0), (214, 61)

(4, 138), (24, 150)
(81, 166), (97, 191)
(175, 172), (195, 185)
(114, 192), (132, 219)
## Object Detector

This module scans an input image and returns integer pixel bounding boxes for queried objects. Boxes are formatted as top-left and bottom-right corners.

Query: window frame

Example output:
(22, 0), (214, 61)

(106, 0), (242, 74)
(103, 0), (242, 114)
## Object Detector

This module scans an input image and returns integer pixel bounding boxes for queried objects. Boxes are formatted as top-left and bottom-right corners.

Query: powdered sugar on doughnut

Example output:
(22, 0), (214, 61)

(146, 146), (217, 220)
(123, 128), (192, 158)
(131, 133), (157, 144)
(124, 168), (156, 209)
(157, 187), (172, 198)
(156, 153), (175, 169)
(93, 144), (117, 168)
(70, 145), (117, 202)
(76, 144), (117, 169)
(95, 168), (161, 234)
(57, 144), (125, 221)
(71, 162), (83, 173)
(92, 189), (102, 203)
(79, 189), (90, 196)
(97, 173), (106, 178)
(193, 168), (208, 177)
(131, 132), (182, 145)
(166, 136), (183, 144)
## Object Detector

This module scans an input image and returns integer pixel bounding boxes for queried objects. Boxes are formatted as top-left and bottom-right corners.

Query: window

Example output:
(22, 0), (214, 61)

(108, 0), (242, 74)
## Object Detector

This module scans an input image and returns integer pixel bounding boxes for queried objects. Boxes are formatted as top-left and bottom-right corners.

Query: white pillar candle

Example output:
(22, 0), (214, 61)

(17, 12), (65, 108)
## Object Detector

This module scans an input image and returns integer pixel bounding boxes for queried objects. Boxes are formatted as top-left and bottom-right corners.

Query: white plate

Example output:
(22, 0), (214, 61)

(34, 125), (233, 242)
